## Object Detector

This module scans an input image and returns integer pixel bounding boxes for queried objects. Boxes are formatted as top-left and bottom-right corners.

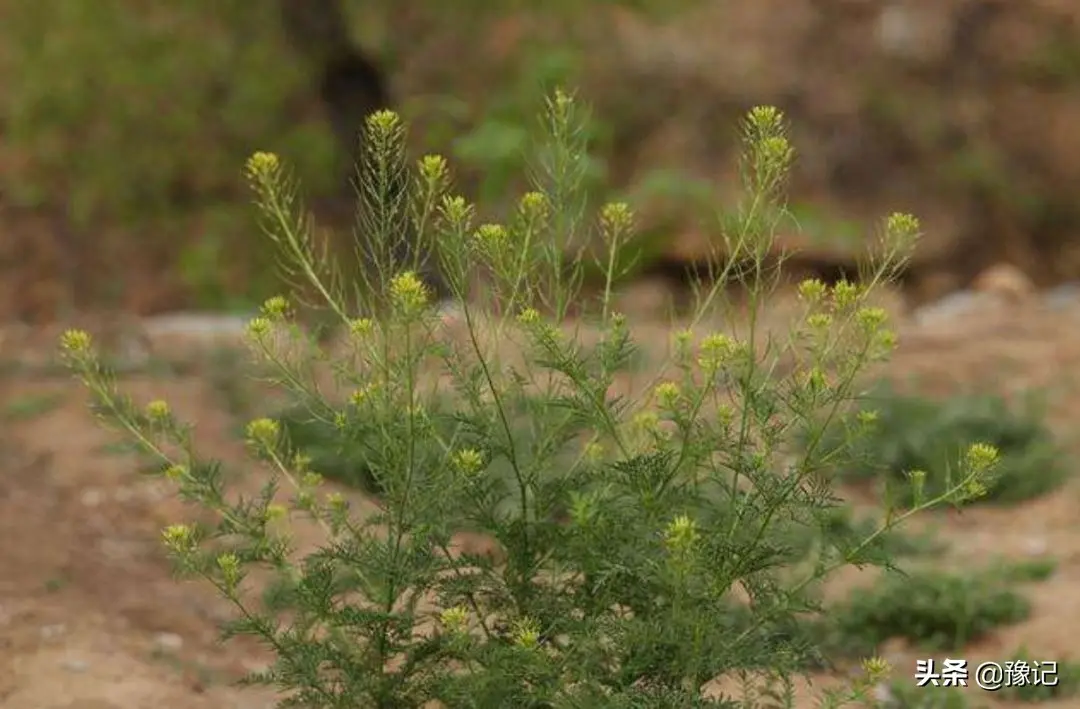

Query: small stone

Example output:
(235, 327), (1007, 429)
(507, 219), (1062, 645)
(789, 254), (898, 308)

(40, 623), (67, 640)
(154, 631), (184, 652)
(61, 658), (89, 672)
(1044, 281), (1080, 310)
(912, 290), (994, 326)
(80, 488), (105, 507)
(1026, 537), (1048, 557)
(971, 262), (1035, 302)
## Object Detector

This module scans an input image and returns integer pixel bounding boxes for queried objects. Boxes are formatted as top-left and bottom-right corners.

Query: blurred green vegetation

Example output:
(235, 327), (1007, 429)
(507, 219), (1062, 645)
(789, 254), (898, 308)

(0, 1), (339, 309)
(0, 0), (707, 312)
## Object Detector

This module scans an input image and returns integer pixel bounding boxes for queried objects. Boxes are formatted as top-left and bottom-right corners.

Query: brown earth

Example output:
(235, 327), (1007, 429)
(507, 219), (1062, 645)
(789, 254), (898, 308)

(3, 288), (1080, 708)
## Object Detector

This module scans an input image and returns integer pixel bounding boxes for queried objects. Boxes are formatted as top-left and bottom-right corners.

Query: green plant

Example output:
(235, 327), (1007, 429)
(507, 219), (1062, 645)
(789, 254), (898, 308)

(831, 567), (1032, 653)
(818, 383), (1065, 507)
(0, 1), (337, 307)
(61, 92), (1001, 708)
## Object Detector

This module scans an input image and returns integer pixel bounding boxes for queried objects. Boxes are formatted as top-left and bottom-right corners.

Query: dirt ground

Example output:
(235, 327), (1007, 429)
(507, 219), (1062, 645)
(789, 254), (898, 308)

(3, 284), (1080, 709)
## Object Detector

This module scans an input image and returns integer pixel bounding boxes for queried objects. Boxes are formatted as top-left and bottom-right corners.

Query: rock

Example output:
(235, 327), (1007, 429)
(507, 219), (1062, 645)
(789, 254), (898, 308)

(153, 632), (184, 653)
(40, 623), (67, 641)
(1025, 537), (1049, 557)
(971, 262), (1035, 302)
(911, 290), (997, 327)
(80, 488), (104, 508)
(1044, 281), (1080, 310)
(60, 658), (89, 673)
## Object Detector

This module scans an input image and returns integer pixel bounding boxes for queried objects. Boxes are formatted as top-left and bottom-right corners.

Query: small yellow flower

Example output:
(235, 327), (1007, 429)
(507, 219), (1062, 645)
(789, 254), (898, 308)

(301, 471), (323, 489)
(806, 313), (833, 331)
(161, 523), (195, 552)
(886, 212), (920, 244)
(518, 191), (549, 221)
(517, 307), (541, 326)
(260, 295), (289, 320)
(552, 87), (574, 115)
(654, 382), (680, 409)
(862, 656), (891, 682)
(797, 278), (827, 304)
(855, 306), (888, 333)
(245, 418), (280, 451)
(874, 329), (898, 352)
(584, 441), (605, 463)
(698, 333), (740, 370)
(758, 135), (794, 170)
(440, 606), (469, 633)
(59, 329), (93, 355)
(964, 479), (989, 500)
(389, 271), (429, 313)
(747, 106), (784, 135)
(452, 448), (485, 476)
(350, 384), (376, 407)
(418, 154), (448, 183)
(163, 464), (187, 481)
(831, 280), (862, 310)
(144, 399), (170, 421)
(440, 195), (473, 226)
(600, 201), (633, 235)
(265, 503), (288, 522)
(857, 409), (879, 426)
(365, 109), (401, 136)
(245, 316), (272, 342)
(325, 491), (347, 511)
(348, 317), (374, 338)
(512, 617), (541, 649)
(965, 442), (1000, 473)
(216, 552), (241, 589)
(664, 514), (700, 554)
(244, 151), (280, 181)
(474, 223), (508, 250)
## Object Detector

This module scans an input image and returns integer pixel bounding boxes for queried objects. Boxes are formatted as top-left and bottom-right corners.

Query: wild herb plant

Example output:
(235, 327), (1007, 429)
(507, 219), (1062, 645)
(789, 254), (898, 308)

(60, 91), (1001, 708)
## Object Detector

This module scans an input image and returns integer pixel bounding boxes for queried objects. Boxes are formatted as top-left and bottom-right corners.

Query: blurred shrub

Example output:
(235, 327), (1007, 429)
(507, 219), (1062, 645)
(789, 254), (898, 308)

(816, 383), (1067, 507)
(0, 1), (339, 307)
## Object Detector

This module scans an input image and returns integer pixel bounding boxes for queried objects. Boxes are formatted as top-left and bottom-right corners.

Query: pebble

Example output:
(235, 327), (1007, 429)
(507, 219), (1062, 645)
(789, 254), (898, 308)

(61, 658), (89, 672)
(80, 488), (105, 508)
(971, 262), (1035, 302)
(910, 290), (998, 326)
(154, 631), (184, 653)
(40, 623), (67, 640)
(1043, 281), (1080, 310)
